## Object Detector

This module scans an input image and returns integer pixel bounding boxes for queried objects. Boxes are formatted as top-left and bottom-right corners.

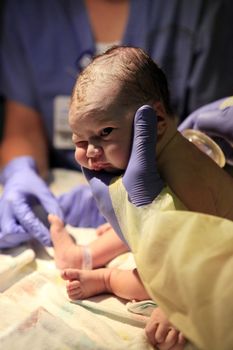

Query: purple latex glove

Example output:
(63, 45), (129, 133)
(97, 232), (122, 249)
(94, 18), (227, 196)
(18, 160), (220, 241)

(58, 185), (106, 228)
(178, 97), (233, 164)
(0, 156), (63, 248)
(83, 105), (164, 242)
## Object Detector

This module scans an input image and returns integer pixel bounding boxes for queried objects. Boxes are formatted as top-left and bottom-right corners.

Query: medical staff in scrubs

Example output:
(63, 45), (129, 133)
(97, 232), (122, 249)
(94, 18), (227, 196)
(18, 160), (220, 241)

(0, 0), (233, 248)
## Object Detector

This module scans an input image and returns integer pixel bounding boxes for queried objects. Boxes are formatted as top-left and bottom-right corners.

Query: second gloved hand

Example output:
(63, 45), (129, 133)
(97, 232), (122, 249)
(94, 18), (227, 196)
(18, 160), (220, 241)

(178, 96), (233, 164)
(0, 156), (63, 248)
(58, 185), (106, 228)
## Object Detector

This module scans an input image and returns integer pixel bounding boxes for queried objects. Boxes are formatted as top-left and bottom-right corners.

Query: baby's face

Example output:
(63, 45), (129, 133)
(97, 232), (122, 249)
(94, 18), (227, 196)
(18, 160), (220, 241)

(69, 104), (134, 173)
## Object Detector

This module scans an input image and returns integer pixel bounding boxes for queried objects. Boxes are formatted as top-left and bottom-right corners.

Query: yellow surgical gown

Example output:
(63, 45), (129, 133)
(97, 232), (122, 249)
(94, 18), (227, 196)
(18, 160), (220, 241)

(110, 177), (233, 350)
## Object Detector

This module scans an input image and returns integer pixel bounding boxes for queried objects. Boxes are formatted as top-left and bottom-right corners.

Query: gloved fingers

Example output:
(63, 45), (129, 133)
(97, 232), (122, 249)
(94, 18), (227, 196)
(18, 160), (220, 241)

(178, 110), (219, 135)
(194, 110), (224, 133)
(195, 109), (233, 142)
(177, 113), (195, 131)
(180, 107), (233, 149)
(57, 187), (79, 209)
(178, 96), (233, 137)
(123, 105), (164, 206)
(58, 185), (106, 227)
(13, 200), (52, 246)
(36, 190), (64, 220)
(57, 185), (90, 220)
(0, 202), (29, 248)
(62, 204), (80, 226)
(0, 233), (29, 249)
(57, 192), (72, 217)
(129, 105), (158, 171)
(66, 201), (105, 228)
(178, 99), (222, 132)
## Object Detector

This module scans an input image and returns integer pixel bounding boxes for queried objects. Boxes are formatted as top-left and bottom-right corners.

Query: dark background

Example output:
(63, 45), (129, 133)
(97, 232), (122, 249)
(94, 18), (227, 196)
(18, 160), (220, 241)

(0, 0), (5, 141)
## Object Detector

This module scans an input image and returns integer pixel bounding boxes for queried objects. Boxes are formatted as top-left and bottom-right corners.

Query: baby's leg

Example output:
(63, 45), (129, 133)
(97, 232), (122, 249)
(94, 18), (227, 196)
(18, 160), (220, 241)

(49, 214), (82, 269)
(145, 307), (186, 350)
(61, 268), (111, 300)
(49, 214), (129, 270)
(62, 267), (150, 301)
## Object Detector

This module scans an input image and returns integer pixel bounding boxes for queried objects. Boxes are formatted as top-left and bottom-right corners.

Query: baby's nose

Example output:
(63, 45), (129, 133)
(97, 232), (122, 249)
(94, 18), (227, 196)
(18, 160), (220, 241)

(86, 144), (102, 158)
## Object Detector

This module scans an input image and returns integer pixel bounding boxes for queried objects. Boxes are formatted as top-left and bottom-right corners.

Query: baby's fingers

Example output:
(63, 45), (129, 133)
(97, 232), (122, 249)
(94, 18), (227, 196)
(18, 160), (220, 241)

(177, 332), (186, 347)
(156, 328), (178, 350)
(157, 330), (186, 350)
(155, 323), (173, 346)
(145, 321), (159, 346)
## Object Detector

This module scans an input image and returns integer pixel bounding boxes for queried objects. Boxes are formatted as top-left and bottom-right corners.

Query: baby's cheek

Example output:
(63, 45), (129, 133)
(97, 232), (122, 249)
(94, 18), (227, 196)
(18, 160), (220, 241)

(113, 148), (129, 169)
(118, 154), (129, 170)
(74, 148), (86, 167)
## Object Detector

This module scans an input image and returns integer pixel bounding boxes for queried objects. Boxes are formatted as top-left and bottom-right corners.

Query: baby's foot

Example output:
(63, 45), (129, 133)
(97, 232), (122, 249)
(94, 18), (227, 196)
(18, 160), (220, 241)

(61, 268), (111, 300)
(145, 307), (186, 350)
(48, 214), (82, 269)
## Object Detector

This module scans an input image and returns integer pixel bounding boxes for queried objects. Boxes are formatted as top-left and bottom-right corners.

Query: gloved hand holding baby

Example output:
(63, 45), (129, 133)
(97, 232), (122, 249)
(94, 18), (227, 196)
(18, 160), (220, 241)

(178, 96), (233, 165)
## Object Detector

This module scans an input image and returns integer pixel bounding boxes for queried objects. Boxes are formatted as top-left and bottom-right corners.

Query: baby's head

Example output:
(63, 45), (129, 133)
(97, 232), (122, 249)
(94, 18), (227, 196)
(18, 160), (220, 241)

(69, 46), (174, 172)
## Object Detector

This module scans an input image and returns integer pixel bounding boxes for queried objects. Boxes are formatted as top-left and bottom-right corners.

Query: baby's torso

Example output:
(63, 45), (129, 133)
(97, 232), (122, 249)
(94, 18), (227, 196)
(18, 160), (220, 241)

(109, 178), (186, 252)
(178, 162), (233, 222)
(164, 135), (233, 222)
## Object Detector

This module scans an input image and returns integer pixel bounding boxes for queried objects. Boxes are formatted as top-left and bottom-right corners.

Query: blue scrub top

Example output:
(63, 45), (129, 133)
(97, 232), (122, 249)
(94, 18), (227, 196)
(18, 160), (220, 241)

(1, 0), (233, 169)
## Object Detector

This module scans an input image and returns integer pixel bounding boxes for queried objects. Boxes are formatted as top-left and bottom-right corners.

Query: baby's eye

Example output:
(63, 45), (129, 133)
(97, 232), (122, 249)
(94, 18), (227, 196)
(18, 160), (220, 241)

(100, 127), (114, 137)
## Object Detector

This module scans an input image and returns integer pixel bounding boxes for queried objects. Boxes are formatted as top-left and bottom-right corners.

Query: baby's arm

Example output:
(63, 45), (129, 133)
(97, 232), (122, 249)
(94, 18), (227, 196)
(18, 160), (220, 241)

(49, 214), (128, 269)
(61, 267), (150, 301)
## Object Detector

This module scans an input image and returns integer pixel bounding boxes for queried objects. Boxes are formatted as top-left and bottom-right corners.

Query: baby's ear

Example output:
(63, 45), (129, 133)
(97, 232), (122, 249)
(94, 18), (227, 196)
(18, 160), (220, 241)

(152, 102), (168, 137)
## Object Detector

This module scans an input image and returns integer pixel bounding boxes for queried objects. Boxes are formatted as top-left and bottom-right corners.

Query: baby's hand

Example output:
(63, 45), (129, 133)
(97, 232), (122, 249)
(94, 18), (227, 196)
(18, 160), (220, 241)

(145, 307), (186, 350)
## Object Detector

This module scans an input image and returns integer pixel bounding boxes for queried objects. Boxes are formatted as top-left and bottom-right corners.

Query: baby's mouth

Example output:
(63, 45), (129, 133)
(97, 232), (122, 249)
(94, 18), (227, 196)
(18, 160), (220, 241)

(89, 160), (112, 171)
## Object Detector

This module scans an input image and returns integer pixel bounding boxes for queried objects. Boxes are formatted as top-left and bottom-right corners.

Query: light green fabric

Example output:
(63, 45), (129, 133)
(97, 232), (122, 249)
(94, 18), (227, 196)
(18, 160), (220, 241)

(110, 177), (233, 350)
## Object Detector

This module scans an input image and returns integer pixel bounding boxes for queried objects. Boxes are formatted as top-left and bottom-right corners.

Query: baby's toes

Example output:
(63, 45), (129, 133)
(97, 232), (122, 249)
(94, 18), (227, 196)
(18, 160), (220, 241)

(67, 289), (83, 300)
(67, 280), (80, 291)
(66, 281), (83, 300)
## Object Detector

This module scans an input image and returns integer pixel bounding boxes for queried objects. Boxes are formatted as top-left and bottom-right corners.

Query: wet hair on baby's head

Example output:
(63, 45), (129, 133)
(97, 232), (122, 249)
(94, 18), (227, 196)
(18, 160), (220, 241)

(71, 45), (173, 116)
